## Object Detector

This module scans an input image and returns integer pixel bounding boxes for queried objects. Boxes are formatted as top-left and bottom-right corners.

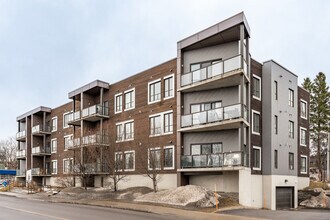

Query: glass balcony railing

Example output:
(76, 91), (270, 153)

(68, 111), (81, 124)
(67, 138), (81, 149)
(181, 151), (247, 169)
(16, 130), (26, 140)
(82, 104), (109, 118)
(32, 124), (51, 134)
(31, 168), (51, 176)
(68, 134), (110, 149)
(32, 146), (51, 155)
(16, 150), (26, 158)
(181, 55), (247, 87)
(16, 169), (26, 176)
(181, 104), (248, 128)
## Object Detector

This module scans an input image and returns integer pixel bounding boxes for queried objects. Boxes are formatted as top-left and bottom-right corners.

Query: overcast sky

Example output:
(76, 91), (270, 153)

(0, 0), (329, 140)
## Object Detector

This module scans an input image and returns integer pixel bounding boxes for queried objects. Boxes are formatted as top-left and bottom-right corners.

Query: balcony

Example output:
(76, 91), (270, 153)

(68, 134), (110, 150)
(31, 168), (51, 176)
(179, 151), (249, 172)
(16, 130), (26, 141)
(16, 169), (26, 177)
(16, 150), (26, 159)
(180, 103), (248, 132)
(32, 146), (51, 156)
(82, 104), (109, 122)
(32, 124), (51, 136)
(180, 55), (248, 92)
(68, 111), (81, 126)
(74, 163), (110, 174)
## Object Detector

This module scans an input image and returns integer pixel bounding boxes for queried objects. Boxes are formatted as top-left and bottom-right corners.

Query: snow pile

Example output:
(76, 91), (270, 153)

(135, 185), (219, 207)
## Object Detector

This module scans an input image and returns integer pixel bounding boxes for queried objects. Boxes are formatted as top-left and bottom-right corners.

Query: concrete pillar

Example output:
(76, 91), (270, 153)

(240, 24), (244, 69)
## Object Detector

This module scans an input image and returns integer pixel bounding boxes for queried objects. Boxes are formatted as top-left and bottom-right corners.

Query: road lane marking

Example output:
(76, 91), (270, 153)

(1, 205), (69, 220)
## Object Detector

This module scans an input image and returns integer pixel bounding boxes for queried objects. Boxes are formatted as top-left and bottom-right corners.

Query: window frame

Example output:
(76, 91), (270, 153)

(63, 158), (73, 174)
(115, 152), (123, 172)
(51, 138), (57, 153)
(252, 110), (261, 135)
(148, 78), (162, 104)
(274, 115), (278, 135)
(300, 99), (308, 119)
(300, 155), (308, 174)
(124, 150), (135, 171)
(64, 134), (73, 150)
(164, 74), (175, 100)
(51, 116), (58, 132)
(252, 74), (261, 101)
(164, 145), (175, 170)
(289, 152), (294, 170)
(252, 146), (261, 171)
(124, 88), (135, 111)
(116, 119), (134, 142)
(289, 120), (294, 139)
(300, 127), (307, 146)
(274, 80), (278, 100)
(274, 150), (278, 169)
(114, 93), (123, 114)
(289, 89), (294, 107)
(148, 147), (161, 170)
(63, 111), (72, 129)
(149, 110), (173, 137)
(51, 160), (57, 174)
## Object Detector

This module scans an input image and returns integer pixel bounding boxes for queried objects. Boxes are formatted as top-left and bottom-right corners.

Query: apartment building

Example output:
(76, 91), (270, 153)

(16, 12), (309, 210)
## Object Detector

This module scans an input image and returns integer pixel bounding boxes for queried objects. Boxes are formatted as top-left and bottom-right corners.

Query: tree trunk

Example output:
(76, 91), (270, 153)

(317, 133), (323, 181)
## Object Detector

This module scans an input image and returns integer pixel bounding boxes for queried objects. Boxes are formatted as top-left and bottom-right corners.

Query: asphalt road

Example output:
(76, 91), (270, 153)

(0, 195), (187, 220)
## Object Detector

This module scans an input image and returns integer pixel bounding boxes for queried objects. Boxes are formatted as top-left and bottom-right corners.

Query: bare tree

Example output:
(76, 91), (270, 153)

(0, 137), (17, 169)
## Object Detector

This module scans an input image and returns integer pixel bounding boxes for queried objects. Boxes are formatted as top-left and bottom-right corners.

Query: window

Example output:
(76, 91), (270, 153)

(274, 81), (278, 100)
(190, 60), (221, 82)
(164, 75), (174, 99)
(274, 115), (278, 135)
(289, 121), (294, 138)
(149, 110), (173, 136)
(289, 89), (294, 107)
(300, 127), (307, 146)
(289, 153), (294, 170)
(300, 155), (307, 174)
(252, 75), (261, 100)
(191, 101), (221, 113)
(115, 93), (123, 114)
(124, 89), (135, 110)
(252, 110), (261, 135)
(116, 120), (134, 142)
(164, 146), (174, 169)
(115, 152), (123, 171)
(191, 143), (222, 155)
(51, 138), (57, 153)
(63, 158), (73, 173)
(148, 148), (161, 170)
(252, 146), (261, 170)
(301, 100), (307, 119)
(124, 151), (135, 171)
(148, 80), (161, 103)
(52, 160), (57, 174)
(150, 115), (161, 135)
(63, 112), (71, 128)
(274, 150), (278, 169)
(51, 117), (57, 132)
(64, 135), (73, 150)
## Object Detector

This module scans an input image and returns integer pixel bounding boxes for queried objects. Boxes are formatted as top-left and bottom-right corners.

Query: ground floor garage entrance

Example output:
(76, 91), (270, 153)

(276, 187), (294, 209)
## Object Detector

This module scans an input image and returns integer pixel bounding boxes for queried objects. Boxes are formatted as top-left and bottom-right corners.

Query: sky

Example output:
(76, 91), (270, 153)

(0, 0), (329, 140)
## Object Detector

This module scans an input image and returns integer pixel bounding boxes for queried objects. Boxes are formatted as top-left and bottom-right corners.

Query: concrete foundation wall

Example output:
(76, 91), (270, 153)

(46, 176), (74, 187)
(251, 174), (263, 208)
(189, 171), (239, 192)
(298, 177), (309, 190)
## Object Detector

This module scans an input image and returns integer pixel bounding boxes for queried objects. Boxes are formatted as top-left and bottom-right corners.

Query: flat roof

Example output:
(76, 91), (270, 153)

(177, 12), (250, 50)
(263, 59), (298, 78)
(16, 106), (52, 121)
(68, 80), (110, 99)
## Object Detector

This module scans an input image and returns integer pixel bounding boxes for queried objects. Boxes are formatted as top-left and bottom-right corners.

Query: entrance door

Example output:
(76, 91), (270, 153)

(276, 187), (294, 210)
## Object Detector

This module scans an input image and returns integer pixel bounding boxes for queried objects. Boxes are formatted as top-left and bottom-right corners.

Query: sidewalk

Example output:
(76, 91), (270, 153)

(0, 191), (264, 220)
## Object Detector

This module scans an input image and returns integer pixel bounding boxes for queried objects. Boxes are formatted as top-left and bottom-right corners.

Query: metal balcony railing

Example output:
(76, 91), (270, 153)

(32, 124), (51, 134)
(16, 130), (26, 140)
(82, 104), (109, 118)
(74, 163), (110, 174)
(181, 103), (248, 128)
(68, 134), (110, 149)
(16, 150), (26, 158)
(181, 55), (248, 87)
(68, 111), (81, 124)
(16, 169), (26, 176)
(32, 146), (51, 155)
(181, 151), (249, 169)
(31, 168), (51, 176)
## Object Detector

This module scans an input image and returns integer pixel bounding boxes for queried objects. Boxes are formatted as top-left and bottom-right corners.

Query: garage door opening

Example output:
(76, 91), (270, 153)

(276, 187), (294, 210)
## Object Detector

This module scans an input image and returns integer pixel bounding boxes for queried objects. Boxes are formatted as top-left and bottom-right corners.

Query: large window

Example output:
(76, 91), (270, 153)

(115, 93), (123, 114)
(289, 153), (294, 170)
(116, 120), (134, 142)
(63, 112), (71, 128)
(253, 146), (261, 170)
(300, 127), (307, 146)
(300, 155), (307, 174)
(51, 117), (57, 132)
(274, 81), (278, 100)
(289, 89), (294, 107)
(115, 152), (123, 171)
(301, 100), (307, 119)
(148, 148), (161, 170)
(124, 151), (135, 171)
(124, 89), (135, 110)
(164, 146), (174, 169)
(274, 115), (278, 135)
(63, 158), (73, 173)
(52, 160), (57, 174)
(164, 75), (174, 99)
(289, 121), (294, 138)
(64, 135), (73, 150)
(274, 150), (278, 169)
(191, 101), (222, 113)
(191, 143), (222, 155)
(149, 80), (161, 103)
(252, 110), (261, 135)
(51, 138), (57, 153)
(252, 75), (261, 100)
(149, 111), (173, 136)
